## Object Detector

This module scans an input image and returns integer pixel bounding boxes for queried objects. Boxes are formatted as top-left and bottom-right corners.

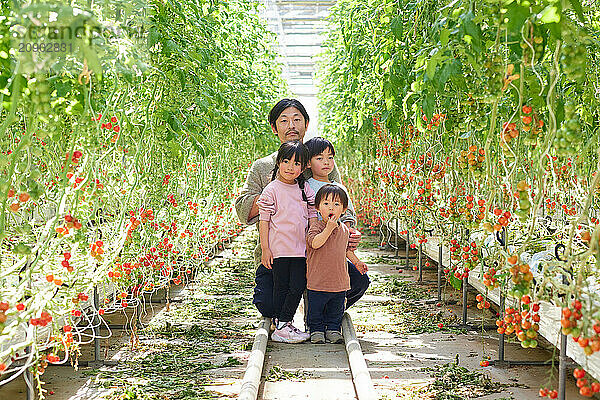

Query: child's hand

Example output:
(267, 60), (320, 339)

(325, 213), (339, 231)
(355, 261), (368, 274)
(261, 247), (274, 269)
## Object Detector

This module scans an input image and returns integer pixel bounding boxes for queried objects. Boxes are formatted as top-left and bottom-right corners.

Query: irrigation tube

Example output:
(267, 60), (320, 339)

(342, 312), (376, 400)
(238, 317), (271, 400)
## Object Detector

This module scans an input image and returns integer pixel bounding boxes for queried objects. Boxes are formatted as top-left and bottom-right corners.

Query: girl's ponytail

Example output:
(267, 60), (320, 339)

(297, 174), (313, 205)
(271, 164), (279, 182)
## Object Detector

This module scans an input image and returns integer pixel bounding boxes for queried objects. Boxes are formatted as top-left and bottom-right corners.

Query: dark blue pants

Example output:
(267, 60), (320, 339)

(253, 260), (370, 318)
(271, 257), (307, 322)
(307, 289), (345, 333)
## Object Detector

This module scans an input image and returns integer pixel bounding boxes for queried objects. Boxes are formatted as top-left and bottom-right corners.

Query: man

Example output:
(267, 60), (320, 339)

(235, 98), (370, 318)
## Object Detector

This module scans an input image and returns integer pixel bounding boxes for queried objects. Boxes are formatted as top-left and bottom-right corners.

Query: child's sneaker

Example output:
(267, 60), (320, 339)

(310, 331), (325, 344)
(271, 322), (310, 343)
(326, 330), (344, 344)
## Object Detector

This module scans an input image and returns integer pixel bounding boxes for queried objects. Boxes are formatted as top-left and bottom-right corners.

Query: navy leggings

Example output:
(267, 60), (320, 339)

(253, 260), (370, 318)
(271, 257), (307, 322)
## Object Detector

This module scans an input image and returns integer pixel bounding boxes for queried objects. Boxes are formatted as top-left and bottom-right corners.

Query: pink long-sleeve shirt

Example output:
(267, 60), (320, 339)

(257, 179), (317, 259)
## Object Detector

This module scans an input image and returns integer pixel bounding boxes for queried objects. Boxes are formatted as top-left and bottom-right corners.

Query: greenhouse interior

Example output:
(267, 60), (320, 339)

(1, 0), (600, 399)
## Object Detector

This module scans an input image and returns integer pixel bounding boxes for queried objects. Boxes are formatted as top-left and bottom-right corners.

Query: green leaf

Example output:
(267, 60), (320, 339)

(504, 3), (530, 35)
(391, 16), (403, 40)
(567, 0), (584, 23)
(460, 12), (483, 53)
(148, 26), (160, 47)
(426, 57), (438, 80)
(439, 28), (450, 46)
(422, 94), (434, 121)
(539, 6), (561, 24)
(82, 45), (102, 77)
(54, 80), (72, 97)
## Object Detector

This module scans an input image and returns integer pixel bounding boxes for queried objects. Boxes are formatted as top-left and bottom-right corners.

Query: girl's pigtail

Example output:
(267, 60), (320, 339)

(271, 165), (278, 182)
(297, 174), (313, 205)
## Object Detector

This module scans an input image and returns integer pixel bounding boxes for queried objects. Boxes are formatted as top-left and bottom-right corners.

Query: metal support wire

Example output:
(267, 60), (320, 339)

(417, 243), (423, 283)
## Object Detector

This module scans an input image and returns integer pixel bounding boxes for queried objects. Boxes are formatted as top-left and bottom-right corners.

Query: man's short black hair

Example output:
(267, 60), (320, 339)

(269, 99), (310, 127)
(315, 184), (348, 210)
(305, 136), (335, 159)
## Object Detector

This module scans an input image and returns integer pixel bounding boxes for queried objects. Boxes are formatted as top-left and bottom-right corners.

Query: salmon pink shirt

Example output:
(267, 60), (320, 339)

(257, 179), (317, 259)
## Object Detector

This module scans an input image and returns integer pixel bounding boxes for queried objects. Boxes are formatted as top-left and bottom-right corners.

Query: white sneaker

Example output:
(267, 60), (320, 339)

(271, 322), (310, 343)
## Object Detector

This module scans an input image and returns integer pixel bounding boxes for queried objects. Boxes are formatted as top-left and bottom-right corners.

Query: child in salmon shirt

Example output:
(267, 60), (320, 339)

(306, 184), (368, 344)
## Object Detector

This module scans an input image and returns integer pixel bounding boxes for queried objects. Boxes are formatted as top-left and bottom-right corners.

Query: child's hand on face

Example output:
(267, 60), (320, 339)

(325, 213), (339, 231)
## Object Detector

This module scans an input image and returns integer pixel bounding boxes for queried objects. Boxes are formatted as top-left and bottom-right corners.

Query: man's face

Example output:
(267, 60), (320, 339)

(272, 107), (308, 143)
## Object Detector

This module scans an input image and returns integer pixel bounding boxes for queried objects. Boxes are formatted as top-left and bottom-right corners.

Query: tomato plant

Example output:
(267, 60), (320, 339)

(0, 0), (285, 391)
(319, 0), (600, 383)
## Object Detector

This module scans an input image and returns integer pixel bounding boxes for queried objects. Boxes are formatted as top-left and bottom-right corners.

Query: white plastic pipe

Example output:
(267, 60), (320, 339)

(342, 312), (376, 400)
(238, 317), (271, 400)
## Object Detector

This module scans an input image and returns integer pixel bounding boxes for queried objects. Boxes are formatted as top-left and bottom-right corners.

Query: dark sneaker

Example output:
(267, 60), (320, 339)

(326, 330), (344, 344)
(310, 331), (325, 344)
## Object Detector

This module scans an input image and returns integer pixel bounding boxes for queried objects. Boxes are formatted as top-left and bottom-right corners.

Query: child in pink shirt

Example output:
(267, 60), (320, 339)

(258, 141), (317, 343)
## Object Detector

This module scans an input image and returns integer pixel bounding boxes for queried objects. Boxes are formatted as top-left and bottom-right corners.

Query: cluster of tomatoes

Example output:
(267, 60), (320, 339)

(483, 208), (513, 233)
(55, 213), (83, 236)
(29, 310), (53, 327)
(515, 180), (532, 222)
(414, 178), (436, 208)
(571, 368), (600, 397)
(521, 105), (545, 146)
(61, 252), (73, 272)
(422, 112), (446, 131)
(439, 195), (485, 226)
(507, 255), (533, 297)
(71, 292), (89, 305)
(449, 240), (479, 279)
(90, 240), (104, 261)
(561, 300), (600, 356)
(475, 294), (490, 310)
(0, 302), (24, 325)
(457, 145), (485, 178)
(372, 117), (412, 161)
(7, 190), (30, 213)
(495, 296), (541, 348)
(482, 266), (499, 288)
(167, 193), (178, 207)
(126, 208), (153, 241)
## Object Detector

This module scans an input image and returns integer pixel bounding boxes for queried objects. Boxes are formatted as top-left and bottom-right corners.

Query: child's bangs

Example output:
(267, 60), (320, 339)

(277, 142), (308, 167)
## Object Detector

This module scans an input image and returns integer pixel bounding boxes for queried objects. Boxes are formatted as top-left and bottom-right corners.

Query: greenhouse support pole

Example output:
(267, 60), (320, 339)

(395, 219), (399, 257)
(25, 346), (33, 400)
(498, 293), (506, 362)
(558, 327), (567, 400)
(418, 242), (423, 283)
(499, 227), (507, 362)
(462, 277), (468, 325)
(93, 286), (101, 362)
(405, 231), (410, 268)
(558, 273), (568, 400)
(437, 244), (442, 302)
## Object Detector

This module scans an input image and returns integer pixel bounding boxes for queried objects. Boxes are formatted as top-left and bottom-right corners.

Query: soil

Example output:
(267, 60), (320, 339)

(0, 229), (585, 400)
